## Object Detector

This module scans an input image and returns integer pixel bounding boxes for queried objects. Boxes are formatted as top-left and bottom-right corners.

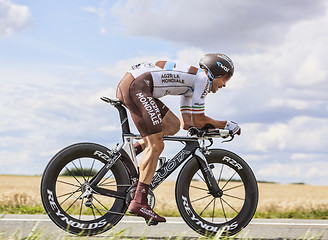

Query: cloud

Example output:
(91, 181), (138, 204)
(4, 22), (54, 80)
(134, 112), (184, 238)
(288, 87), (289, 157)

(1, 0), (328, 185)
(0, 150), (31, 173)
(236, 116), (328, 153)
(267, 99), (320, 111)
(290, 153), (326, 161)
(109, 0), (327, 52)
(0, 66), (121, 174)
(256, 161), (328, 185)
(91, 45), (328, 185)
(95, 0), (328, 124)
(98, 55), (171, 79)
(0, 0), (32, 38)
(200, 4), (328, 123)
(81, 0), (116, 35)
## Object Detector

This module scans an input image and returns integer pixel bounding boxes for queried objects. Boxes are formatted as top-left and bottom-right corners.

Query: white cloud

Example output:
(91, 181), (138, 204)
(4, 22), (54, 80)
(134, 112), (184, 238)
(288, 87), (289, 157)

(267, 98), (323, 111)
(290, 153), (326, 161)
(81, 0), (115, 35)
(175, 48), (205, 66)
(1, 0), (328, 185)
(305, 165), (328, 179)
(205, 5), (328, 124)
(265, 10), (328, 89)
(93, 44), (328, 156)
(0, 0), (32, 38)
(81, 6), (97, 13)
(238, 116), (328, 152)
(0, 151), (30, 172)
(99, 125), (121, 132)
(109, 0), (327, 52)
(98, 55), (171, 78)
(98, 49), (205, 79)
(257, 162), (295, 178)
(256, 161), (328, 185)
(92, 47), (328, 185)
(0, 65), (122, 174)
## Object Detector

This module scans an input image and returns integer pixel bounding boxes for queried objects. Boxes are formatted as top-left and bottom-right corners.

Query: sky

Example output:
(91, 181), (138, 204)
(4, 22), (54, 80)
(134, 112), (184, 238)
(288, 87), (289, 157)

(1, 0), (328, 185)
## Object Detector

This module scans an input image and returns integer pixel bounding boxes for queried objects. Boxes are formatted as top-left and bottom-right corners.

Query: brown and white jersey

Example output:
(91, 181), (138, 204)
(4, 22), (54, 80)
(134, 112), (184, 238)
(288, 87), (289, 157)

(128, 61), (210, 114)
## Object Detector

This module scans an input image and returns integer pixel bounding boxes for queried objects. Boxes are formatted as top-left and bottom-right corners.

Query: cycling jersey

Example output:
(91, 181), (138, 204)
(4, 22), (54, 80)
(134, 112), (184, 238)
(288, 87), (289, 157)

(129, 61), (210, 114)
(116, 60), (210, 137)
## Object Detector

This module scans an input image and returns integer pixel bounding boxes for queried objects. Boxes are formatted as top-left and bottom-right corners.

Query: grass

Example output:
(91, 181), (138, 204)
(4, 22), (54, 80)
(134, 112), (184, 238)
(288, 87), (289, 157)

(0, 193), (327, 220)
(1, 204), (327, 220)
(254, 209), (328, 219)
(0, 175), (328, 219)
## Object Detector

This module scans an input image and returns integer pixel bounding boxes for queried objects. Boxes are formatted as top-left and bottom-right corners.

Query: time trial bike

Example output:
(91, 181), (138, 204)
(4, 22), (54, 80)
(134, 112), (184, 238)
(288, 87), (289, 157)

(40, 97), (258, 237)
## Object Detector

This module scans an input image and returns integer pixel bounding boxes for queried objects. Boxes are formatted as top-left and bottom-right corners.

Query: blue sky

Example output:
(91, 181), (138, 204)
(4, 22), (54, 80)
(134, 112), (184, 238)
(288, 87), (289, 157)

(1, 0), (328, 185)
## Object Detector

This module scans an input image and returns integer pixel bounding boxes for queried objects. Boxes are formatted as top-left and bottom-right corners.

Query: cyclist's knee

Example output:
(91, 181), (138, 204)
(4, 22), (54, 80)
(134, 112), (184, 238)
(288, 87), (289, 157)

(170, 120), (180, 135)
(148, 139), (164, 155)
(144, 134), (164, 155)
(162, 111), (180, 135)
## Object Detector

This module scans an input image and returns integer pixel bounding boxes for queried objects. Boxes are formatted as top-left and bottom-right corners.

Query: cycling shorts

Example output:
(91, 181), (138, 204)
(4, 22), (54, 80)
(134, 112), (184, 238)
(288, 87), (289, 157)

(116, 72), (169, 137)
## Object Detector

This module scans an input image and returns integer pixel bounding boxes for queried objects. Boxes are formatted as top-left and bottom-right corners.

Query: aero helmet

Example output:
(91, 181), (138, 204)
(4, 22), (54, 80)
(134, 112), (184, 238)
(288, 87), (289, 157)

(199, 53), (234, 80)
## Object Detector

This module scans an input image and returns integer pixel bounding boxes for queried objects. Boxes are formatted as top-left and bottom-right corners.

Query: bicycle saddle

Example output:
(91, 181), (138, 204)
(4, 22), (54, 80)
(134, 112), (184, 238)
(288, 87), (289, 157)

(101, 96), (122, 105)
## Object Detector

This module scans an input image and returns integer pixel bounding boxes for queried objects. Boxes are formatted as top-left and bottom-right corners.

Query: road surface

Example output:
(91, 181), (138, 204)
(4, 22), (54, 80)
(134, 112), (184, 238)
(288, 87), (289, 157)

(0, 214), (327, 239)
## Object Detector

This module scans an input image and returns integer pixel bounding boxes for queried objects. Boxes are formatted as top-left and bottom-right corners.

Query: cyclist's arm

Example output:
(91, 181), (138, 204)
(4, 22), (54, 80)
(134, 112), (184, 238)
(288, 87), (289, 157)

(181, 112), (227, 130)
(180, 96), (193, 130)
(181, 112), (192, 130)
(185, 75), (227, 129)
(192, 113), (227, 129)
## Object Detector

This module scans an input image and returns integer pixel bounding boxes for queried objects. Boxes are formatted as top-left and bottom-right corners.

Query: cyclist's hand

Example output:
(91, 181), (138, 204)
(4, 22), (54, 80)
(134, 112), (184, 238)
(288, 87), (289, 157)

(225, 121), (241, 135)
(201, 123), (215, 131)
(189, 124), (215, 136)
(188, 126), (199, 136)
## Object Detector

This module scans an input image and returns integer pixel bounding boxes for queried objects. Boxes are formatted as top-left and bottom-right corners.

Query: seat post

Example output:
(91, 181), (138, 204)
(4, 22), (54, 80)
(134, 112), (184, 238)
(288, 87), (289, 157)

(101, 97), (131, 135)
(113, 102), (131, 135)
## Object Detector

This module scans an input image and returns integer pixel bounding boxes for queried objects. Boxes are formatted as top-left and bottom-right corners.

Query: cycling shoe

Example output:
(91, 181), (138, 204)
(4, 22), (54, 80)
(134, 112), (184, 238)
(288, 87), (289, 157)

(128, 200), (166, 223)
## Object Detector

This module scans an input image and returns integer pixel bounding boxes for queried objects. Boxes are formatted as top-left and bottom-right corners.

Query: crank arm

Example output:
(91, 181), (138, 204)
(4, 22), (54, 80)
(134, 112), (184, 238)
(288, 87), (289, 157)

(88, 204), (126, 216)
(91, 186), (126, 200)
(87, 205), (140, 217)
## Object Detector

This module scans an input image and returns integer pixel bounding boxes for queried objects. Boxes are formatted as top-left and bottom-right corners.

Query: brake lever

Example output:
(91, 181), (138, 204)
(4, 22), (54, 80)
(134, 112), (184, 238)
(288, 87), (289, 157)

(222, 131), (235, 143)
(208, 138), (213, 147)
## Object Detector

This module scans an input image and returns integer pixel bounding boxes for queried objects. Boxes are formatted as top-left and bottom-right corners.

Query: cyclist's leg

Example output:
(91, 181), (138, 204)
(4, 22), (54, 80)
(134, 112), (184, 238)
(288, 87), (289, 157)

(133, 110), (180, 153)
(119, 73), (166, 222)
(139, 132), (164, 184)
(128, 132), (166, 222)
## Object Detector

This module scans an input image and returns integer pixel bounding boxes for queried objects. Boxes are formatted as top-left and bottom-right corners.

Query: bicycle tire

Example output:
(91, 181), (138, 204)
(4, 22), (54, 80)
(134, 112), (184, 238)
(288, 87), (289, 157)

(40, 143), (130, 236)
(175, 149), (258, 236)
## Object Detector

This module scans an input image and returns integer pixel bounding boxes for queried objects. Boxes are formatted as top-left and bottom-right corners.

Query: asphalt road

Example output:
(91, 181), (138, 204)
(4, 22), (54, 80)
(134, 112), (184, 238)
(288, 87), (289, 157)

(0, 214), (327, 239)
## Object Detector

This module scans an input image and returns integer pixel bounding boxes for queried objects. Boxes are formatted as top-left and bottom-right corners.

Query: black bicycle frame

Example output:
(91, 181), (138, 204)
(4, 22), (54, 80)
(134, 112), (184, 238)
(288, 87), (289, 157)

(92, 97), (222, 198)
(150, 136), (198, 190)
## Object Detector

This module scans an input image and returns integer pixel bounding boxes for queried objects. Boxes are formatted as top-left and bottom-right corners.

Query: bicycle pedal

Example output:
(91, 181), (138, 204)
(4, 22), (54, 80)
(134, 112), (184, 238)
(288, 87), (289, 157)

(145, 219), (158, 226)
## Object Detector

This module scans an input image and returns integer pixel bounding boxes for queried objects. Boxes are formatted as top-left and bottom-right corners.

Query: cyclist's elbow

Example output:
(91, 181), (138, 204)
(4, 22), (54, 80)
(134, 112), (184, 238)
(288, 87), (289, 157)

(181, 113), (192, 130)
(181, 121), (191, 130)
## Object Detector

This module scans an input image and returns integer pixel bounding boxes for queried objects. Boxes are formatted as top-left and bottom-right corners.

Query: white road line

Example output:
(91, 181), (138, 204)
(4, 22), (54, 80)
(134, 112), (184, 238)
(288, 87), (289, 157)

(0, 219), (51, 222)
(0, 218), (327, 227)
(250, 222), (328, 227)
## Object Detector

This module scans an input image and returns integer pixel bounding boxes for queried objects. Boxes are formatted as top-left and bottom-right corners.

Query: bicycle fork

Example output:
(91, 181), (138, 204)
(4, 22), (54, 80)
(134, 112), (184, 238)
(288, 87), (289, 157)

(194, 148), (222, 198)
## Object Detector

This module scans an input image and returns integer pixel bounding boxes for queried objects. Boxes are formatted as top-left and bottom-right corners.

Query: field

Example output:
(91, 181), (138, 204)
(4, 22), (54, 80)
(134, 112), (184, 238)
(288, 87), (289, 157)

(0, 175), (327, 218)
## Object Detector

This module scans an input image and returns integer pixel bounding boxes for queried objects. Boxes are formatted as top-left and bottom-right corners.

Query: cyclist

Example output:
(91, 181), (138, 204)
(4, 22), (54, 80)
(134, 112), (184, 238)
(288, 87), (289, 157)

(116, 53), (241, 223)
